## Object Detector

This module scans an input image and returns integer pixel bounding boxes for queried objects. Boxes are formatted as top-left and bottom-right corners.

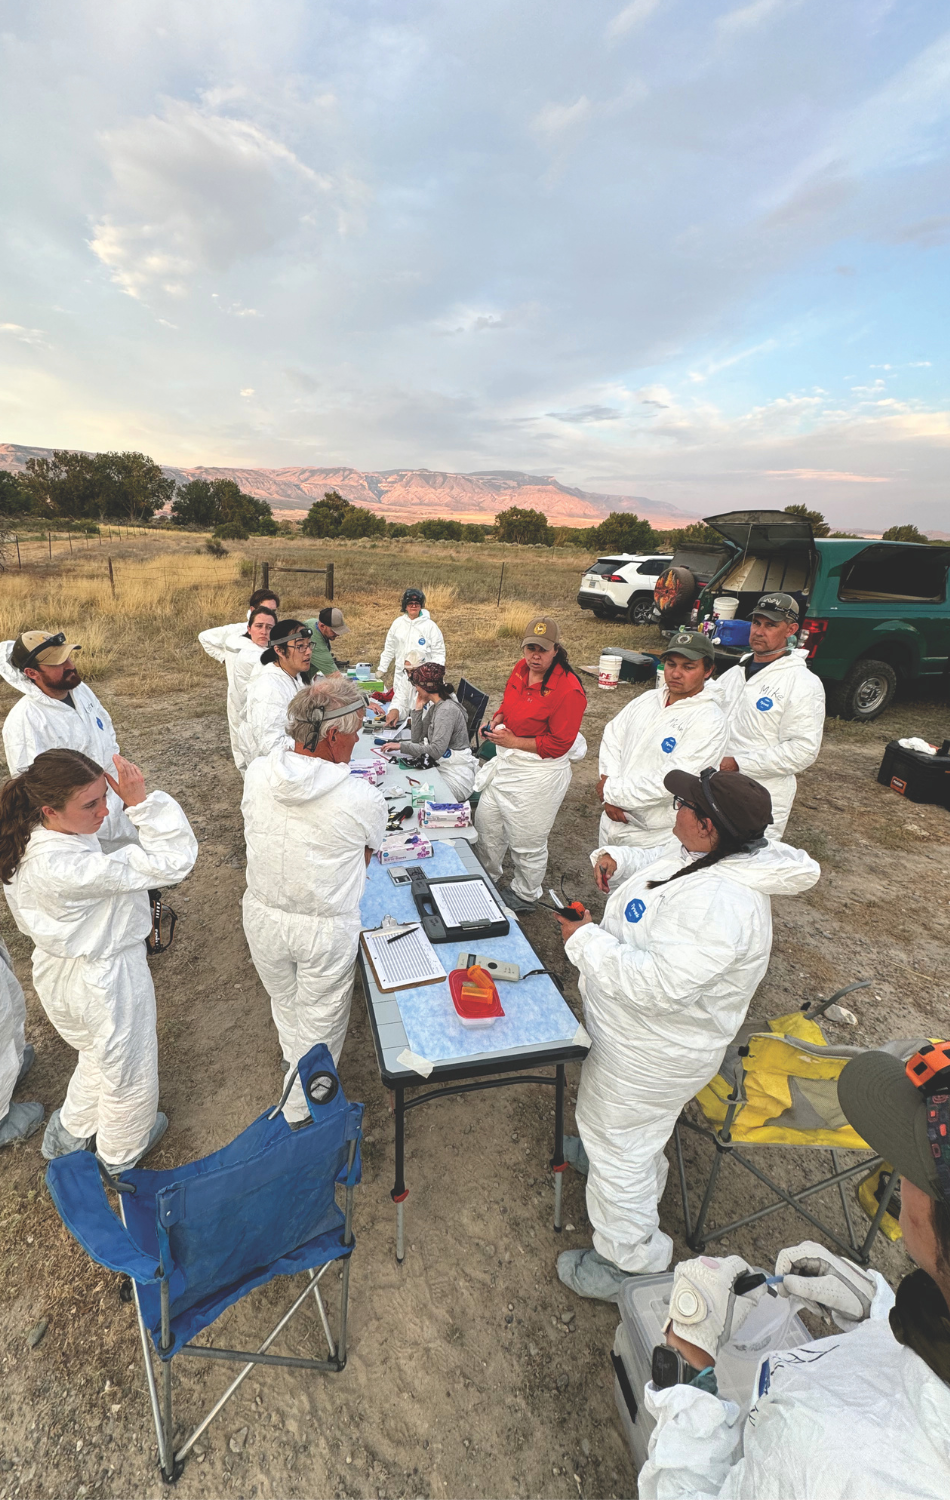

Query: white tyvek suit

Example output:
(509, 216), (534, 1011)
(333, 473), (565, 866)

(242, 748), (386, 1121)
(474, 735), (587, 902)
(598, 681), (728, 850)
(0, 938), (28, 1123)
(563, 837), (820, 1272)
(239, 661), (304, 765)
(707, 653), (826, 836)
(638, 1277), (950, 1499)
(378, 610), (446, 717)
(0, 642), (136, 852)
(3, 794), (197, 1165)
(198, 620), (246, 663)
(223, 633), (264, 773)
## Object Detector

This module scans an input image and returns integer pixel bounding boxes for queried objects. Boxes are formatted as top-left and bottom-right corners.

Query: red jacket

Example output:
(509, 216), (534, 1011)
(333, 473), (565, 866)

(498, 660), (587, 759)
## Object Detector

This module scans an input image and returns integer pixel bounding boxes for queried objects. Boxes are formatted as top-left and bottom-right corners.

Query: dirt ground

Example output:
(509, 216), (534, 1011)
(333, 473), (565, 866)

(0, 592), (948, 1500)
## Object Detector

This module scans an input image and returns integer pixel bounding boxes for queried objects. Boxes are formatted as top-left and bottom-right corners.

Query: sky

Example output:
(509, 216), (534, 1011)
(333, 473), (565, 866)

(1, 0), (949, 530)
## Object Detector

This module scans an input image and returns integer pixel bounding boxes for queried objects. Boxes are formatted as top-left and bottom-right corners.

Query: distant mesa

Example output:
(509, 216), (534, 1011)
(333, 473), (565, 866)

(0, 444), (699, 529)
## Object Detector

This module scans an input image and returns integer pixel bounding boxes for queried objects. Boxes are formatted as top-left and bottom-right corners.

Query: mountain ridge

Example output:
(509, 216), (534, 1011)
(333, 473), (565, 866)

(0, 444), (698, 528)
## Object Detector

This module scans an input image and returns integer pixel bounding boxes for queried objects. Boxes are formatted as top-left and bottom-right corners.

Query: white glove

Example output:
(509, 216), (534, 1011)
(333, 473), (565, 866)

(667, 1254), (762, 1362)
(774, 1241), (876, 1327)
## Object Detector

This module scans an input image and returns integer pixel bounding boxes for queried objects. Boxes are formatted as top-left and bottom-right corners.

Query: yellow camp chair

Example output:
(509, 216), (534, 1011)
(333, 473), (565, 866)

(673, 983), (919, 1265)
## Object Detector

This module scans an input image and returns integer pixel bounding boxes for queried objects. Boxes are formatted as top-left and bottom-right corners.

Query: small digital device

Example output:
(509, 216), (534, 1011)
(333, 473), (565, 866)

(407, 869), (510, 944)
(388, 869), (412, 886)
(651, 1345), (692, 1389)
(456, 953), (521, 983)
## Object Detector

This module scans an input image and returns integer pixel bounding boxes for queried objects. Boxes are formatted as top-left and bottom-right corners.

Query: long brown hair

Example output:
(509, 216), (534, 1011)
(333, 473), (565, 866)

(0, 749), (103, 884)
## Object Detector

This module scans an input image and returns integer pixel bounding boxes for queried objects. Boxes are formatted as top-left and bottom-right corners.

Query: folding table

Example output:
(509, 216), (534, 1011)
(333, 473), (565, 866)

(357, 838), (590, 1261)
(354, 725), (478, 843)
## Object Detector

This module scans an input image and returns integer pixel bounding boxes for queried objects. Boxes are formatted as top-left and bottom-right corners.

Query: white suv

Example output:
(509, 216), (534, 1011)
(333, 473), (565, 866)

(577, 554), (673, 625)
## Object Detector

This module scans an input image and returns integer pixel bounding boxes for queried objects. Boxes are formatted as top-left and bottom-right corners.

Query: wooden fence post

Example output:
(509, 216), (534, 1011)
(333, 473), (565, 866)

(48, 532), (52, 560)
(15, 536), (21, 569)
(261, 561), (269, 594)
(326, 562), (334, 600)
(108, 558), (116, 597)
(252, 560), (258, 594)
(68, 533), (73, 553)
(496, 562), (505, 606)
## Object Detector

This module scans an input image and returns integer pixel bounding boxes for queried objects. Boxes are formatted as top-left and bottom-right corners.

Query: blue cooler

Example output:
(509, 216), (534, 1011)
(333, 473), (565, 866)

(715, 617), (751, 648)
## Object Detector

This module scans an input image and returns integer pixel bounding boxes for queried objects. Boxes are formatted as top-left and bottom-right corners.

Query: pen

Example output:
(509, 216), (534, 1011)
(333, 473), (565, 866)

(386, 926), (417, 945)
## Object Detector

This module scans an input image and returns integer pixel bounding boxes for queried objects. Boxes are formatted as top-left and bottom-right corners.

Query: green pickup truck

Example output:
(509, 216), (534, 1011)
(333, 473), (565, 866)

(652, 511), (950, 720)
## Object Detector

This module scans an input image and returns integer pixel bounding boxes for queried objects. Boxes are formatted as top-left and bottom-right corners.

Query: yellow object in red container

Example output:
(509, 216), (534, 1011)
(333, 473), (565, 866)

(449, 965), (505, 1027)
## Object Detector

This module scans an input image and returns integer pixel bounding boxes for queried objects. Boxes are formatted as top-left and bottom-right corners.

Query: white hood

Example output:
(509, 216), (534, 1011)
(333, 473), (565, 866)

(0, 641), (54, 700)
(258, 746), (352, 806)
(716, 838), (820, 897)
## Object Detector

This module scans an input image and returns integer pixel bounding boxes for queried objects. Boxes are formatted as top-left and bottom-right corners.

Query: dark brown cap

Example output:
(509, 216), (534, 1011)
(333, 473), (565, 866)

(838, 1048), (946, 1201)
(664, 767), (772, 839)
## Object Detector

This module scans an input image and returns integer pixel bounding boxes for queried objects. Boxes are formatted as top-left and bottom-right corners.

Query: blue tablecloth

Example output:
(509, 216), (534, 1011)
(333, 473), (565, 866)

(360, 842), (583, 1064)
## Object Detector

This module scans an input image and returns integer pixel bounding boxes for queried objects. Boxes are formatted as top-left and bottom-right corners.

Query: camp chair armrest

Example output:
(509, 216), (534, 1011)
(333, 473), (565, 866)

(46, 1152), (163, 1283)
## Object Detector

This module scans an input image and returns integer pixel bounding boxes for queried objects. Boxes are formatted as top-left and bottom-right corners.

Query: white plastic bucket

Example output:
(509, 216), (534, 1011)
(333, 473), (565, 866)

(714, 596), (738, 620)
(598, 654), (622, 690)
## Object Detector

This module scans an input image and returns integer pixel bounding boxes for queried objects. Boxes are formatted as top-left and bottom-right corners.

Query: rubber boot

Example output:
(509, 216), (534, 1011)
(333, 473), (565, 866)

(557, 1247), (631, 1303)
(15, 1044), (35, 1086)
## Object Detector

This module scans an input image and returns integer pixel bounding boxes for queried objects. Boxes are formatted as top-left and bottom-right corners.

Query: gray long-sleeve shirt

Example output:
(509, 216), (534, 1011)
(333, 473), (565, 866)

(401, 697), (471, 763)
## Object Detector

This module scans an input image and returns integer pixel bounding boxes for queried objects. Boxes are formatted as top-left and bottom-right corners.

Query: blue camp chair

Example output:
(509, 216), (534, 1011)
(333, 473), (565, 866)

(46, 1044), (362, 1483)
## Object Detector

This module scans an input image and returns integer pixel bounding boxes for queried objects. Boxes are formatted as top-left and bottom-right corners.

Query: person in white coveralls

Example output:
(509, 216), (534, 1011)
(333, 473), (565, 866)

(597, 629), (728, 850)
(552, 768), (819, 1302)
(709, 592), (826, 837)
(241, 677), (386, 1124)
(0, 630), (136, 853)
(379, 588), (446, 726)
(0, 938), (42, 1149)
(636, 1042), (950, 1500)
(239, 619), (313, 765)
(0, 748), (197, 1175)
(197, 587), (280, 664)
(221, 605), (276, 773)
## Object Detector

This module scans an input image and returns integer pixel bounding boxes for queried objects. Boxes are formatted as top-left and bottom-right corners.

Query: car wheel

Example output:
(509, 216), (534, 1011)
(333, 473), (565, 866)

(829, 659), (898, 721)
(628, 596), (655, 626)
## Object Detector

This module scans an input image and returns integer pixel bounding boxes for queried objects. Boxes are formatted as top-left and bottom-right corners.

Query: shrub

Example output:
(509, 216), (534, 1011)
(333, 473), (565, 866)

(214, 522), (250, 540)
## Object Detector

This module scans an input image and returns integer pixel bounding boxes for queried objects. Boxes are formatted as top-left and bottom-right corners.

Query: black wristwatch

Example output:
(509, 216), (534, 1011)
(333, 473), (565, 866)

(651, 1344), (693, 1389)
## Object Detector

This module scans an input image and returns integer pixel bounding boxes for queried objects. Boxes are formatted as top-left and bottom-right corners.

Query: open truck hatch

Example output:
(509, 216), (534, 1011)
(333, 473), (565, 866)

(703, 510), (816, 552)
(838, 542), (950, 603)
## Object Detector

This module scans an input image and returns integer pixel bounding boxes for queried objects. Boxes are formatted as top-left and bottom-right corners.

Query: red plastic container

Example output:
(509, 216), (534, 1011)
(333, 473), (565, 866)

(448, 966), (505, 1028)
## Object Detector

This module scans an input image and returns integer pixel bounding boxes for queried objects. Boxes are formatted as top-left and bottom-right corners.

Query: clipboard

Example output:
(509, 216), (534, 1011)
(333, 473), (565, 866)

(359, 923), (447, 994)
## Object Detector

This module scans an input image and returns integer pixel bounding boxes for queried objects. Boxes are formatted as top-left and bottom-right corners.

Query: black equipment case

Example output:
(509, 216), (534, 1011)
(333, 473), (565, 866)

(877, 740), (950, 809)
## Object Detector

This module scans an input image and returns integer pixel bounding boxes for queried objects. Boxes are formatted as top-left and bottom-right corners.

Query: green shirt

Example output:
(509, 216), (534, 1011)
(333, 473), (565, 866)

(303, 620), (338, 676)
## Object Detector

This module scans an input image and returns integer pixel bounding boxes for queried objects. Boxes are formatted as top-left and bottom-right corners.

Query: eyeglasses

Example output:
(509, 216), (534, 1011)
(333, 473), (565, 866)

(673, 796), (705, 818)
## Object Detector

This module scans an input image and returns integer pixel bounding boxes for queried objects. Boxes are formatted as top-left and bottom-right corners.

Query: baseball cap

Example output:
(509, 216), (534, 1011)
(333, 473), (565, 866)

(753, 592), (799, 624)
(838, 1047), (946, 1201)
(664, 766), (772, 840)
(522, 616), (560, 651)
(318, 607), (349, 636)
(11, 631), (81, 671)
(661, 629), (715, 664)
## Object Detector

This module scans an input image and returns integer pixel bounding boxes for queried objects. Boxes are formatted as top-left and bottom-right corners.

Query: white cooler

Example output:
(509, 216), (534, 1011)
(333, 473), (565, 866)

(611, 1271), (813, 1473)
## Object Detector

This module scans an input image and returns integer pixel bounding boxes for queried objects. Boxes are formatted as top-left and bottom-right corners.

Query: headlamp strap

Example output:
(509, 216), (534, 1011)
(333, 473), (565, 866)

(20, 631), (67, 671)
(906, 1043), (950, 1202)
(303, 696), (366, 751)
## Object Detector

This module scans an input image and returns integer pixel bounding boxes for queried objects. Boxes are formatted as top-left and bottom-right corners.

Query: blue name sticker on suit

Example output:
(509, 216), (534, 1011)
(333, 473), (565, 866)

(756, 697), (773, 711)
(96, 718), (104, 728)
(418, 637), (426, 645)
(442, 748), (451, 758)
(661, 736), (676, 753)
(625, 898), (646, 923)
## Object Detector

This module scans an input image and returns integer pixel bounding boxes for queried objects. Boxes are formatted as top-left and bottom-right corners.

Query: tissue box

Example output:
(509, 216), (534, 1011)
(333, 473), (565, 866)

(376, 834), (433, 865)
(409, 783), (436, 808)
(419, 800), (472, 828)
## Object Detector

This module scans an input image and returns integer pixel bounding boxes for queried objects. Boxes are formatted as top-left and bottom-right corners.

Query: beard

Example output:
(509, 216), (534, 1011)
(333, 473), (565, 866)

(58, 666), (82, 690)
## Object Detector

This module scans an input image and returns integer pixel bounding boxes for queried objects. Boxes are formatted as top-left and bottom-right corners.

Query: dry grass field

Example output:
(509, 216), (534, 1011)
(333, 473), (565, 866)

(0, 532), (948, 1500)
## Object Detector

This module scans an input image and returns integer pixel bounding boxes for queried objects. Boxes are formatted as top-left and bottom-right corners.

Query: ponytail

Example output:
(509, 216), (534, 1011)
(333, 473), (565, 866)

(541, 644), (586, 699)
(646, 828), (753, 888)
(0, 749), (104, 884)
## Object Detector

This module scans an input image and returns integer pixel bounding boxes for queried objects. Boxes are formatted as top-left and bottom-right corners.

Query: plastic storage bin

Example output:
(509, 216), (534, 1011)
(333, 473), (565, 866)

(611, 1271), (813, 1473)
(713, 618), (752, 648)
(877, 740), (950, 809)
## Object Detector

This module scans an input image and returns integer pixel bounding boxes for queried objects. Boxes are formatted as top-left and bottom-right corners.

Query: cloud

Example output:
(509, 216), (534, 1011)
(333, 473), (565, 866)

(546, 405), (622, 423)
(605, 1), (662, 39)
(0, 322), (47, 347)
(89, 99), (336, 298)
(717, 0), (796, 35)
(765, 468), (890, 483)
(529, 97), (592, 142)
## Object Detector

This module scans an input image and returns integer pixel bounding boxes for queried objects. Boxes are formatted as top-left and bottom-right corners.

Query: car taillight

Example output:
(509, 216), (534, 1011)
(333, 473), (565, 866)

(606, 574), (625, 582)
(798, 618), (828, 659)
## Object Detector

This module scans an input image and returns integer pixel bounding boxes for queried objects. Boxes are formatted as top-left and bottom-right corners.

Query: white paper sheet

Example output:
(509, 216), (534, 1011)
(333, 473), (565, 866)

(429, 879), (503, 929)
(362, 923), (446, 991)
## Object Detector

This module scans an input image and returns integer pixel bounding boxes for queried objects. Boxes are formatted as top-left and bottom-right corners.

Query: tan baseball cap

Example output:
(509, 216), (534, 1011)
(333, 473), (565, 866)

(522, 616), (560, 652)
(318, 606), (349, 636)
(11, 631), (81, 671)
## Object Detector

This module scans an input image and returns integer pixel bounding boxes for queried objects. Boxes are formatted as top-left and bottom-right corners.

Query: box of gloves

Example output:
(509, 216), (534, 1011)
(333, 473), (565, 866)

(376, 833), (433, 866)
(349, 756), (389, 787)
(419, 800), (472, 829)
